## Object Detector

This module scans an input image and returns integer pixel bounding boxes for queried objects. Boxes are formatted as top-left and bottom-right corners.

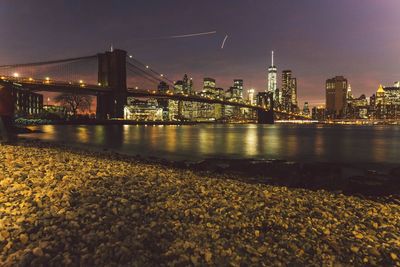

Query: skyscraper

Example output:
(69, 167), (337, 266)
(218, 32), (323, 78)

(290, 77), (298, 109)
(267, 51), (277, 99)
(157, 81), (169, 93)
(182, 74), (193, 95)
(203, 77), (216, 96)
(174, 80), (183, 94)
(281, 70), (292, 111)
(326, 76), (348, 118)
(302, 102), (310, 116)
(281, 70), (298, 112)
(182, 74), (189, 94)
(247, 89), (255, 105)
(233, 79), (244, 100)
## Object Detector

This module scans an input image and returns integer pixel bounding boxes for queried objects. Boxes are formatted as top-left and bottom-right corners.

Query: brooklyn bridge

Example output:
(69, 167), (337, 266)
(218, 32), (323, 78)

(0, 49), (309, 124)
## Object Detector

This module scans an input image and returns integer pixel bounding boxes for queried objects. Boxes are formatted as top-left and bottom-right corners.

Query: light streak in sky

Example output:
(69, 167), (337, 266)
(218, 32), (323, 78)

(168, 31), (217, 39)
(135, 31), (217, 41)
(221, 34), (229, 49)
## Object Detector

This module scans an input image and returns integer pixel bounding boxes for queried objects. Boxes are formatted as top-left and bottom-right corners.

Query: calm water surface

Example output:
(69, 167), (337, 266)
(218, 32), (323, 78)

(21, 124), (400, 163)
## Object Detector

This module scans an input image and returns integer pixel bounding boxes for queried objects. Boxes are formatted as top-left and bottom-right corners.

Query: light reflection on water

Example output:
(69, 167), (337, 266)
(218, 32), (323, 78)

(21, 124), (400, 163)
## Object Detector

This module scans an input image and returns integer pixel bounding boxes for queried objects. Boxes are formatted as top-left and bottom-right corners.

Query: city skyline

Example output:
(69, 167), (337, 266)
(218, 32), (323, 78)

(0, 1), (399, 106)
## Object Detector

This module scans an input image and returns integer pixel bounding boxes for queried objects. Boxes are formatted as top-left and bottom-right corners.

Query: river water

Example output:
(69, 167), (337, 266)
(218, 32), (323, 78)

(21, 124), (400, 163)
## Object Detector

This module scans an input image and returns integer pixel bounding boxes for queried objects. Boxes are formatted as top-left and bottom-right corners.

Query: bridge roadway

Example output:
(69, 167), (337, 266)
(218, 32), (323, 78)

(0, 76), (309, 119)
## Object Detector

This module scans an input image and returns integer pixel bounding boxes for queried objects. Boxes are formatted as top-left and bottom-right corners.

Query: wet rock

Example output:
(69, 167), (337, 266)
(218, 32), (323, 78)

(0, 141), (399, 266)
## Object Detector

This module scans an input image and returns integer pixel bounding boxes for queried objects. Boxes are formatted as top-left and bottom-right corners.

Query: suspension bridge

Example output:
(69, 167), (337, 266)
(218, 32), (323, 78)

(0, 49), (309, 123)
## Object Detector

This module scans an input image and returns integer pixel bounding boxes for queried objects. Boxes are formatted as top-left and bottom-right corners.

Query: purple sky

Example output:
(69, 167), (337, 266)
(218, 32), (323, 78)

(0, 0), (399, 107)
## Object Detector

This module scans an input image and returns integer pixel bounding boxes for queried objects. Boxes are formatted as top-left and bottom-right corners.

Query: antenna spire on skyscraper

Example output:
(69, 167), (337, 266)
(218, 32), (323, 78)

(272, 50), (274, 66)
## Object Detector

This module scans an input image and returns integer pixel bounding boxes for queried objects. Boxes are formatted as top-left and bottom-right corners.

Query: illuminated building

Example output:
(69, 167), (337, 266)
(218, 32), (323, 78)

(325, 76), (348, 118)
(267, 51), (278, 104)
(395, 81), (400, 88)
(347, 84), (353, 99)
(257, 92), (271, 109)
(11, 88), (43, 116)
(302, 102), (310, 116)
(312, 106), (326, 121)
(179, 101), (198, 121)
(290, 77), (298, 109)
(233, 79), (244, 100)
(43, 105), (67, 119)
(124, 99), (163, 121)
(374, 83), (400, 119)
(182, 74), (193, 95)
(281, 70), (291, 111)
(215, 87), (225, 99)
(203, 77), (216, 93)
(247, 89), (255, 105)
(281, 70), (297, 112)
(346, 94), (369, 119)
(174, 80), (183, 94)
(158, 81), (169, 93)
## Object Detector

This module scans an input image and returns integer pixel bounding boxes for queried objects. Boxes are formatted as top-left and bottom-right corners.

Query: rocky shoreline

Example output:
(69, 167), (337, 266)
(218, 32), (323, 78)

(0, 141), (399, 266)
(180, 158), (400, 198)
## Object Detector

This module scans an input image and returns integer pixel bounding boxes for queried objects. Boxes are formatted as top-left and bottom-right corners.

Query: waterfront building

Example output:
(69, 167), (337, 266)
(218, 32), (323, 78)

(179, 101), (198, 121)
(374, 83), (400, 119)
(312, 106), (326, 121)
(11, 88), (43, 116)
(124, 99), (163, 121)
(302, 102), (310, 117)
(325, 76), (348, 118)
(267, 51), (278, 104)
(167, 100), (179, 121)
(43, 105), (67, 119)
(346, 94), (369, 119)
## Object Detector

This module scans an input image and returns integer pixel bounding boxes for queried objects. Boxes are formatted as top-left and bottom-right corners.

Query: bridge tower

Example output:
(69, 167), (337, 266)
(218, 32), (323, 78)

(96, 49), (127, 119)
(257, 92), (274, 124)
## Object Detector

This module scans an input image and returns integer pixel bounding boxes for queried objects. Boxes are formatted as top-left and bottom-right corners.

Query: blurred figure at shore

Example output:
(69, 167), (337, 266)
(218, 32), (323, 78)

(0, 85), (15, 144)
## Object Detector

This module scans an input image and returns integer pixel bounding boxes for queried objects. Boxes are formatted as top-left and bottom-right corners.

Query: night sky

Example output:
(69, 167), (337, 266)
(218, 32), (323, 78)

(1, 0), (399, 106)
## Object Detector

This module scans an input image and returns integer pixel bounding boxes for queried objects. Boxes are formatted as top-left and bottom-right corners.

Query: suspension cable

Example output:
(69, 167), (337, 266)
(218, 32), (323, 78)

(0, 55), (98, 68)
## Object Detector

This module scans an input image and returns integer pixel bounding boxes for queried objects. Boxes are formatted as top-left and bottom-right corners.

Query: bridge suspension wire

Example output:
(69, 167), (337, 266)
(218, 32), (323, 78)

(126, 64), (163, 86)
(126, 61), (175, 91)
(0, 55), (97, 69)
(0, 54), (99, 84)
(126, 56), (175, 86)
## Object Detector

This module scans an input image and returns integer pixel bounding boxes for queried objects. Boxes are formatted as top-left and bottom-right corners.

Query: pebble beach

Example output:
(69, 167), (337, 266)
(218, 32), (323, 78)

(0, 141), (399, 266)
